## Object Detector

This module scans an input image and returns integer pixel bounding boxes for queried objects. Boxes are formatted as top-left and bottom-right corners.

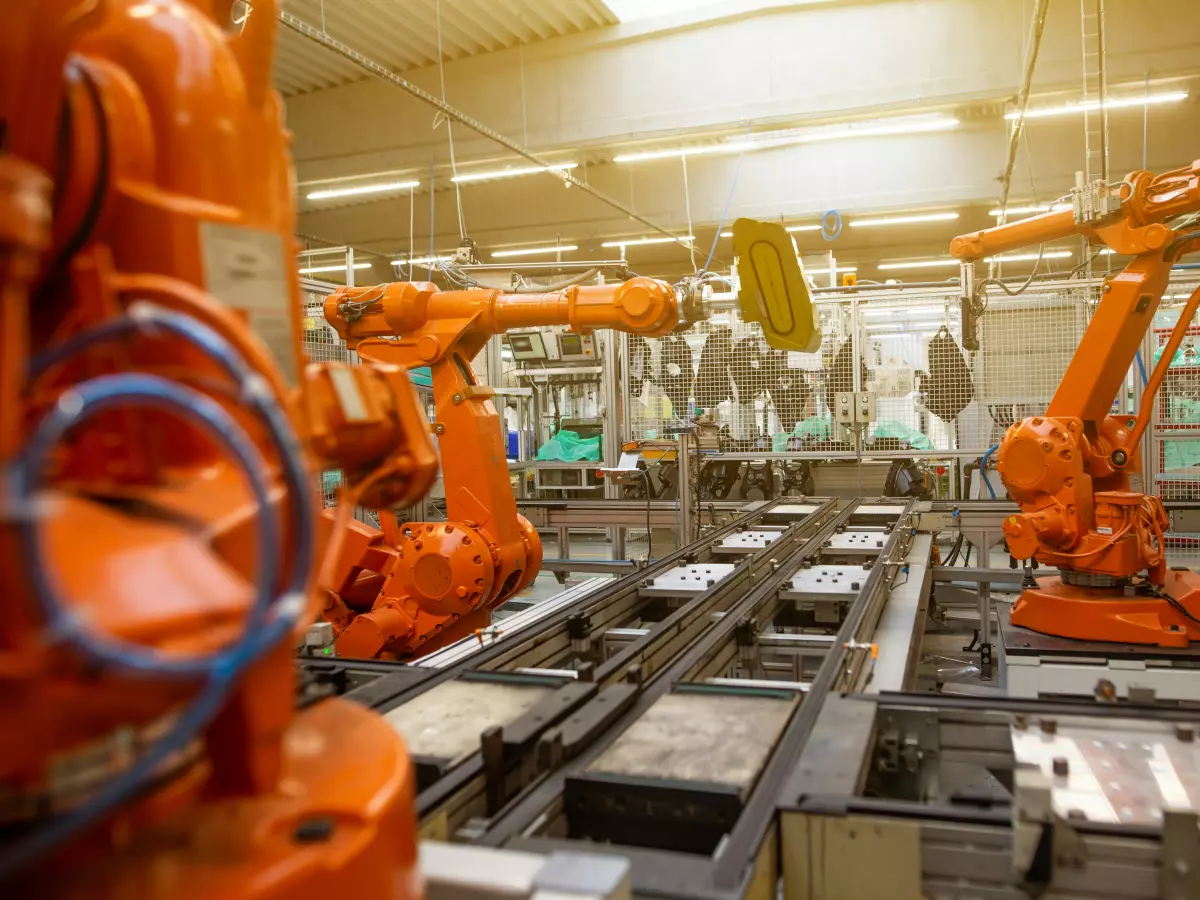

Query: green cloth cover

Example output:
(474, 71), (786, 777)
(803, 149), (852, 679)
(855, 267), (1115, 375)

(535, 429), (602, 462)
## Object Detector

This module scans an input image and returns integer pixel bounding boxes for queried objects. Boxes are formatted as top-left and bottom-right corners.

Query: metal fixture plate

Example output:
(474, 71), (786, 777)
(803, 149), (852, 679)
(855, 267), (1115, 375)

(714, 530), (784, 554)
(642, 563), (737, 598)
(782, 565), (867, 603)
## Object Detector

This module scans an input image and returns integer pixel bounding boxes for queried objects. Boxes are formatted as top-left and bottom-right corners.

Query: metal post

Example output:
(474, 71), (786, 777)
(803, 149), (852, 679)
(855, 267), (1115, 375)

(677, 431), (693, 547)
(974, 528), (994, 680)
(601, 330), (621, 474)
(602, 330), (626, 560)
(485, 335), (503, 388)
(346, 246), (355, 288)
(1139, 327), (1156, 498)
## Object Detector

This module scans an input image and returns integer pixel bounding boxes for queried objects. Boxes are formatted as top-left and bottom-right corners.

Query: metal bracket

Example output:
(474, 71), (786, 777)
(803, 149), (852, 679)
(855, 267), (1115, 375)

(1163, 809), (1200, 900)
(871, 708), (939, 801)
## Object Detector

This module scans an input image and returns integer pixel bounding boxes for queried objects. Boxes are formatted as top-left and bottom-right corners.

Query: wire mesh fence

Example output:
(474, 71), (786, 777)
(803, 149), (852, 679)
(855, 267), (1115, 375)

(1150, 274), (1200, 504)
(628, 281), (1099, 458)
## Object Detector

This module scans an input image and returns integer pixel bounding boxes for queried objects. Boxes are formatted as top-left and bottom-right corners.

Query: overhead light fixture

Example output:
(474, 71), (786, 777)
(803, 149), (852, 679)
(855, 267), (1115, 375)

(307, 180), (420, 201)
(876, 259), (959, 271)
(452, 163), (578, 184)
(492, 244), (579, 259)
(988, 250), (1073, 263)
(866, 324), (943, 336)
(393, 255), (456, 267)
(989, 203), (1071, 217)
(1006, 90), (1188, 120)
(862, 304), (948, 319)
(850, 212), (960, 229)
(299, 262), (373, 275)
(600, 235), (695, 248)
(722, 223), (820, 239)
(877, 249), (1072, 270)
(613, 114), (959, 164)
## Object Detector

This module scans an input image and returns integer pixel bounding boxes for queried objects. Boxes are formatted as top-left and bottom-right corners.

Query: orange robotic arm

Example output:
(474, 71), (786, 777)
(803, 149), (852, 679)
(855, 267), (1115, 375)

(951, 161), (1200, 646)
(317, 277), (678, 659)
(0, 1), (429, 894)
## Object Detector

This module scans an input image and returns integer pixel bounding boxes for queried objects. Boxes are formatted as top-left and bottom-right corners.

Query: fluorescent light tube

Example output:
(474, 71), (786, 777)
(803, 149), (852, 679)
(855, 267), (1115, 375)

(861, 305), (948, 318)
(452, 163), (578, 184)
(722, 223), (820, 239)
(393, 255), (456, 267)
(1006, 90), (1188, 120)
(614, 115), (958, 163)
(850, 212), (959, 228)
(877, 250), (1072, 271)
(492, 245), (579, 258)
(299, 263), (373, 274)
(876, 259), (959, 271)
(987, 251), (1073, 263)
(600, 235), (694, 248)
(989, 203), (1071, 216)
(306, 180), (420, 200)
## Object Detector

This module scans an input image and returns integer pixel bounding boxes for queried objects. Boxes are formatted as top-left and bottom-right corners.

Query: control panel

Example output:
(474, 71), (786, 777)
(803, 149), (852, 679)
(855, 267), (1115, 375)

(834, 391), (877, 425)
(506, 330), (596, 363)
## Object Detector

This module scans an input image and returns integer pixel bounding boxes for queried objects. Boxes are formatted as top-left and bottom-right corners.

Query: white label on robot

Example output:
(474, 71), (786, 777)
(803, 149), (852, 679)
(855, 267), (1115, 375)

(1096, 526), (1113, 535)
(328, 366), (368, 422)
(198, 221), (298, 383)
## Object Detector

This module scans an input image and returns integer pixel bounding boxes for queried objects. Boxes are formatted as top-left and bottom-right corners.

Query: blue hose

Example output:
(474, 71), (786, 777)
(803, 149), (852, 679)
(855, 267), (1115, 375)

(1135, 349), (1149, 387)
(0, 306), (316, 878)
(15, 374), (281, 676)
(980, 442), (1000, 500)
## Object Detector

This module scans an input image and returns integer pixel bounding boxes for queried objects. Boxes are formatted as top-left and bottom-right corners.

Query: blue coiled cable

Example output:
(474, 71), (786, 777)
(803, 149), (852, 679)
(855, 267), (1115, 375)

(980, 442), (1000, 499)
(0, 304), (316, 878)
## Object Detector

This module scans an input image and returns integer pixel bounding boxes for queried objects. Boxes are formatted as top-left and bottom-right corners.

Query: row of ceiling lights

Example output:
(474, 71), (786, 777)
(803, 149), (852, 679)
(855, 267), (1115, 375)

(298, 87), (1187, 276)
(301, 89), (1188, 202)
(299, 247), (1082, 276)
(300, 200), (1067, 271)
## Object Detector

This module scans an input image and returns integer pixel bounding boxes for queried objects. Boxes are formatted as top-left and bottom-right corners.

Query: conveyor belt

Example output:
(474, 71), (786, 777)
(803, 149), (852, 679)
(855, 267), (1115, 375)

(469, 500), (914, 898)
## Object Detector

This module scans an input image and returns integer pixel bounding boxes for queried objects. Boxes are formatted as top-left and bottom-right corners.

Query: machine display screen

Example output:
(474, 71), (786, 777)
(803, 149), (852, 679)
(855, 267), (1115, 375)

(560, 333), (583, 355)
(511, 335), (534, 353)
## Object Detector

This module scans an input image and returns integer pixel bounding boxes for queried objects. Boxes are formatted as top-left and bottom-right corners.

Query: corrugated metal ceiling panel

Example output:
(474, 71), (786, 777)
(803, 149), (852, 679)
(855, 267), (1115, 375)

(274, 0), (618, 98)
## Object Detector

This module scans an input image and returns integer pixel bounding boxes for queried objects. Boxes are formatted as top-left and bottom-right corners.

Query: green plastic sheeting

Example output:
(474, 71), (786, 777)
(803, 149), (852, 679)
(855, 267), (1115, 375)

(536, 429), (601, 462)
(793, 416), (832, 441)
(872, 420), (936, 450)
(791, 415), (934, 450)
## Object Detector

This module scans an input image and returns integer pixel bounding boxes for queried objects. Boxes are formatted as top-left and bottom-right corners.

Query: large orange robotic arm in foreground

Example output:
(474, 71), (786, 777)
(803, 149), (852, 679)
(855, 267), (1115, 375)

(951, 161), (1200, 646)
(320, 277), (678, 659)
(0, 1), (432, 894)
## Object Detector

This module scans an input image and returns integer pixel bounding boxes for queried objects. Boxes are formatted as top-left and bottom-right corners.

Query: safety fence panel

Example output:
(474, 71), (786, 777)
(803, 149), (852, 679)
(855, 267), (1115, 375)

(1151, 275), (1200, 506)
(969, 282), (1094, 452)
(627, 281), (1097, 458)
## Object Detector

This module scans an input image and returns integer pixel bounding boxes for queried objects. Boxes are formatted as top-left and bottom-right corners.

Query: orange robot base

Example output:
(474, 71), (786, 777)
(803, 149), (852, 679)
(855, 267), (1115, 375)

(1012, 569), (1200, 648)
(19, 699), (420, 899)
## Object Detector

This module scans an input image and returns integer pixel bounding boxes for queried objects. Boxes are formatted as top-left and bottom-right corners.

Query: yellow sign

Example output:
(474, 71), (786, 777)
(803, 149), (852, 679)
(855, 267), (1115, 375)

(732, 218), (822, 353)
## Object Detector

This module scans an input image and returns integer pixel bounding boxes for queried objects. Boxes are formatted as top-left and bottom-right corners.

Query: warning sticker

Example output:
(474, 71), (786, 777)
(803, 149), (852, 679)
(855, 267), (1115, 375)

(199, 221), (298, 383)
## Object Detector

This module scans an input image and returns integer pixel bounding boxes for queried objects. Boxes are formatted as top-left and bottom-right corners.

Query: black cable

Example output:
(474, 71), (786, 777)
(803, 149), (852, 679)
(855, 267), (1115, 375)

(1146, 582), (1200, 626)
(639, 468), (653, 561)
(1161, 592), (1200, 626)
